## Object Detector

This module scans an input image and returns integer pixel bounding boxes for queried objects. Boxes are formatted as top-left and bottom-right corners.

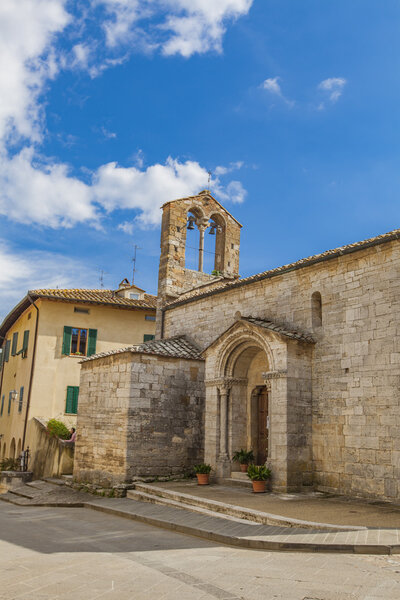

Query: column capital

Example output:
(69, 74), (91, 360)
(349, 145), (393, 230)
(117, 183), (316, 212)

(205, 377), (248, 389)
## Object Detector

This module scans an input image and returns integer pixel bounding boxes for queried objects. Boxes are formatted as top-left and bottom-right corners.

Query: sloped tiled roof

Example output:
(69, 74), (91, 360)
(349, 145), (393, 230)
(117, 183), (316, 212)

(0, 288), (157, 339)
(29, 288), (157, 309)
(166, 227), (400, 309)
(242, 317), (315, 343)
(81, 335), (203, 363)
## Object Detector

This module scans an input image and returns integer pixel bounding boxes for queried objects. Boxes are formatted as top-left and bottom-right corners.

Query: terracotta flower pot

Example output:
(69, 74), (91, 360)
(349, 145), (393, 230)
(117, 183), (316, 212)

(196, 473), (210, 485)
(240, 463), (248, 473)
(252, 480), (266, 493)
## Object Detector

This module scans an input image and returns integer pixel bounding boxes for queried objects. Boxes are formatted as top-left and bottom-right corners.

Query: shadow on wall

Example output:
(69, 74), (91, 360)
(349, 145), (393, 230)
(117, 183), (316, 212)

(27, 418), (74, 480)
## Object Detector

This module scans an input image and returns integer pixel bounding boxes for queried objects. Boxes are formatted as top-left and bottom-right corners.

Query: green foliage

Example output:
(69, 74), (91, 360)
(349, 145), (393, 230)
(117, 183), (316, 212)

(47, 418), (71, 440)
(0, 458), (20, 471)
(246, 464), (271, 481)
(193, 463), (212, 474)
(211, 270), (222, 276)
(232, 449), (254, 464)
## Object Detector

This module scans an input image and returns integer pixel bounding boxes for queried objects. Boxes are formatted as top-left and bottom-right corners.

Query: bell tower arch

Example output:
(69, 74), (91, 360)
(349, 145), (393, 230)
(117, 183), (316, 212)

(156, 190), (242, 337)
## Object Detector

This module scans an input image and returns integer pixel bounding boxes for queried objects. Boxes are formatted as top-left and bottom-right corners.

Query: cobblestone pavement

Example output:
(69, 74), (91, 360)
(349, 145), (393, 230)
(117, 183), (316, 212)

(1, 502), (400, 600)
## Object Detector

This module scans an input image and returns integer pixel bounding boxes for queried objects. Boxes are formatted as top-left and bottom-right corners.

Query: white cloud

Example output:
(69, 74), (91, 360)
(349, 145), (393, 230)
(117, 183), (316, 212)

(262, 77), (282, 96)
(97, 0), (253, 57)
(0, 242), (97, 321)
(0, 0), (69, 143)
(318, 77), (347, 104)
(261, 77), (294, 107)
(0, 1), (248, 234)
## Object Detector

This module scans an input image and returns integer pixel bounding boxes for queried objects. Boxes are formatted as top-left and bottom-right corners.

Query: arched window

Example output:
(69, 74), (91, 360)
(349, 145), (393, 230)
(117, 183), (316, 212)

(208, 213), (225, 274)
(10, 438), (16, 459)
(17, 439), (22, 458)
(311, 291), (322, 329)
(185, 208), (204, 270)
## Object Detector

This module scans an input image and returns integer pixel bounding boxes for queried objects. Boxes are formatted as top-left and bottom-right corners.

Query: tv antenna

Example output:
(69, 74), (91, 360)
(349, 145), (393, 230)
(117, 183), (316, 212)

(99, 269), (109, 288)
(132, 245), (142, 284)
(207, 170), (212, 186)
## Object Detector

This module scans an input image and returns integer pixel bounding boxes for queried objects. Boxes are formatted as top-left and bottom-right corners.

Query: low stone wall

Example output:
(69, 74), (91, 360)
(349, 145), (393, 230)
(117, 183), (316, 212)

(26, 418), (74, 480)
(74, 351), (205, 486)
(0, 471), (33, 494)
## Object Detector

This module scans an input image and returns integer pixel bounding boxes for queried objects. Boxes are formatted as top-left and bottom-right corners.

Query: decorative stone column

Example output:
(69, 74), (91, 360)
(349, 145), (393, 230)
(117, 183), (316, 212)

(217, 383), (231, 478)
(262, 370), (288, 492)
(197, 219), (209, 272)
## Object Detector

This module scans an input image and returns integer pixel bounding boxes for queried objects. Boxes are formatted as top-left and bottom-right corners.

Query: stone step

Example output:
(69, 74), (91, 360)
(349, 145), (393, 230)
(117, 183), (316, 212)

(41, 477), (67, 487)
(127, 489), (255, 524)
(129, 483), (361, 531)
(223, 476), (253, 489)
(26, 480), (57, 492)
(230, 471), (249, 481)
(86, 497), (400, 555)
(7, 487), (35, 499)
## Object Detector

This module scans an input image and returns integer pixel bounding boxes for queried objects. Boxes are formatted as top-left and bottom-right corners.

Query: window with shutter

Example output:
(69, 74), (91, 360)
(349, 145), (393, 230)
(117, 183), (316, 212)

(4, 340), (10, 362)
(0, 350), (3, 369)
(22, 330), (29, 358)
(11, 332), (18, 356)
(8, 392), (12, 414)
(18, 387), (24, 412)
(65, 386), (79, 414)
(0, 395), (4, 417)
(143, 334), (155, 342)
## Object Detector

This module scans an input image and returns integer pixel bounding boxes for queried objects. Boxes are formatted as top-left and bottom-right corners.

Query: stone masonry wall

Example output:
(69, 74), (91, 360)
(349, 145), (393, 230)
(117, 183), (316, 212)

(74, 351), (205, 486)
(164, 240), (400, 501)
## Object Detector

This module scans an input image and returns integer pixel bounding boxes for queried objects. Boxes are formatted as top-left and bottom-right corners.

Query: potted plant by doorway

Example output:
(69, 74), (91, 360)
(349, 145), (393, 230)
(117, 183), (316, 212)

(247, 464), (271, 493)
(193, 463), (212, 485)
(232, 449), (255, 472)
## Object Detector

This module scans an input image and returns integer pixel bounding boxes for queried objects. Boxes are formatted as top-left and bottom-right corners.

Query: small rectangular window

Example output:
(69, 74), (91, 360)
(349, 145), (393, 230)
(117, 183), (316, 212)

(130, 293), (139, 300)
(143, 334), (155, 342)
(22, 330), (29, 358)
(18, 387), (24, 412)
(74, 307), (90, 314)
(4, 340), (10, 362)
(28, 312), (31, 320)
(145, 315), (156, 321)
(8, 392), (12, 415)
(0, 395), (4, 417)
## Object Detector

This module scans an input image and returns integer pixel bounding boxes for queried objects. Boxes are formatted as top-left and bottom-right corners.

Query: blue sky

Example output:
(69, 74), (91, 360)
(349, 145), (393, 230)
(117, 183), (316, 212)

(0, 0), (399, 320)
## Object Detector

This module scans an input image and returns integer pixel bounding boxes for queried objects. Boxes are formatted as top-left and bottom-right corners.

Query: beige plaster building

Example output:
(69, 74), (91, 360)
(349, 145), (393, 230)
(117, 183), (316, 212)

(74, 191), (400, 502)
(0, 281), (156, 461)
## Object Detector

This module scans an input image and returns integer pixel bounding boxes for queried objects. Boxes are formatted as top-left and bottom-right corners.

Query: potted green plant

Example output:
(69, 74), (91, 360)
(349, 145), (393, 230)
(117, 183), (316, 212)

(232, 449), (255, 472)
(193, 463), (212, 485)
(247, 464), (271, 493)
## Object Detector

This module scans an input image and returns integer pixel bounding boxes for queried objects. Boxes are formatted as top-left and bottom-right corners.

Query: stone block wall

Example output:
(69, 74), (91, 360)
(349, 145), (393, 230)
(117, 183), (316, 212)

(74, 351), (205, 486)
(164, 239), (400, 501)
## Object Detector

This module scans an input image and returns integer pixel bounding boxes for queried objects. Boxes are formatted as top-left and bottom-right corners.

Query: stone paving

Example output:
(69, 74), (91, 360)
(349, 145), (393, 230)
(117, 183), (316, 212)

(1, 502), (400, 600)
(3, 481), (400, 554)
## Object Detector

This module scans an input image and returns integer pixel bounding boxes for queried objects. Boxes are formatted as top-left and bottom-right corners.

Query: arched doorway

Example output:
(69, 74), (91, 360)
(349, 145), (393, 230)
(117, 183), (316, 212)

(10, 438), (16, 459)
(227, 344), (270, 464)
(17, 439), (22, 458)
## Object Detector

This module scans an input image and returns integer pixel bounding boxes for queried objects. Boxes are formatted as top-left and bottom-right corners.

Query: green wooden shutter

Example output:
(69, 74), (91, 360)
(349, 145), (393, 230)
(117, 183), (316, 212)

(11, 332), (18, 356)
(8, 392), (12, 414)
(66, 386), (79, 414)
(72, 387), (79, 414)
(0, 350), (3, 369)
(143, 334), (155, 342)
(4, 340), (10, 362)
(18, 387), (24, 412)
(1, 395), (4, 416)
(87, 329), (97, 356)
(62, 326), (72, 355)
(65, 386), (74, 413)
(22, 330), (29, 358)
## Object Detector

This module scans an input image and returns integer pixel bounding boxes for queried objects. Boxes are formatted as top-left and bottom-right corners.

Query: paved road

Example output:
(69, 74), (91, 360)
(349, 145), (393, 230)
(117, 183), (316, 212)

(1, 503), (400, 600)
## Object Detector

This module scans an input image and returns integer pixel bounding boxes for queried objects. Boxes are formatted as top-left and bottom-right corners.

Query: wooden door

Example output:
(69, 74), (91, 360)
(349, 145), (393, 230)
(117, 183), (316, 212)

(257, 387), (269, 464)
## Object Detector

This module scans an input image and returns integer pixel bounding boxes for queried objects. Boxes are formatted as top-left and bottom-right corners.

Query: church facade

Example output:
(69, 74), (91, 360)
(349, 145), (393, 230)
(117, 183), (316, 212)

(74, 191), (400, 501)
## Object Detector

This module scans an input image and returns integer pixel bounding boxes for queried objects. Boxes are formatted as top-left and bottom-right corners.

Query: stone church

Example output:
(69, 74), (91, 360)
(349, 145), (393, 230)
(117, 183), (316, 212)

(74, 191), (400, 502)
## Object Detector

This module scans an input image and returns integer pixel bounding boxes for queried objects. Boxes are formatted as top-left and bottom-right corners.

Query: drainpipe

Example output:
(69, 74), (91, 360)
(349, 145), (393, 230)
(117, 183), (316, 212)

(22, 296), (40, 451)
(0, 335), (5, 400)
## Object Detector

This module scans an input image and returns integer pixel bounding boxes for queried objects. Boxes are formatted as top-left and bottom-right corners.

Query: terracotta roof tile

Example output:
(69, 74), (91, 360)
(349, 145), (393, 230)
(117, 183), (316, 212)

(166, 227), (400, 309)
(81, 335), (203, 363)
(242, 317), (315, 343)
(29, 288), (157, 309)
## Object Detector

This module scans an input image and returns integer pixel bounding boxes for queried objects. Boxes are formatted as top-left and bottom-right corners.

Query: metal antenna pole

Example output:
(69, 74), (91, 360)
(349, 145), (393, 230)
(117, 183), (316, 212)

(132, 245), (142, 285)
(208, 171), (212, 187)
